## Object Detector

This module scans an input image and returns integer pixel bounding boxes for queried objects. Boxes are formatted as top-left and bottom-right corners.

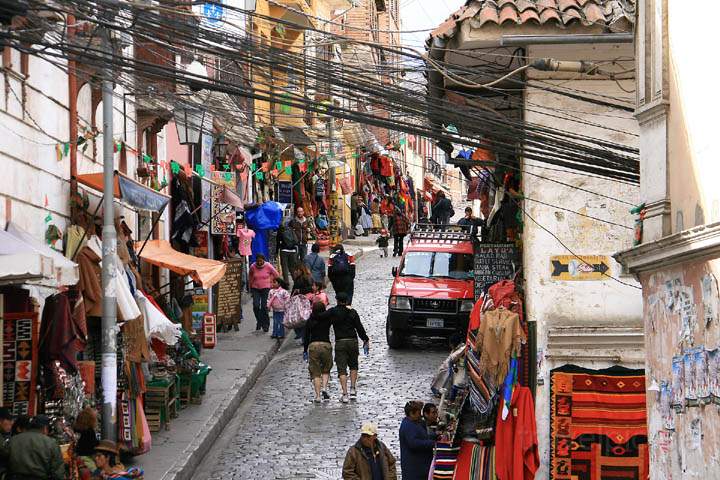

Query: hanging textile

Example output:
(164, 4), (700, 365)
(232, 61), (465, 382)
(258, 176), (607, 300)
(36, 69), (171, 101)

(494, 386), (539, 480)
(431, 442), (460, 479)
(454, 441), (496, 480)
(549, 365), (648, 480)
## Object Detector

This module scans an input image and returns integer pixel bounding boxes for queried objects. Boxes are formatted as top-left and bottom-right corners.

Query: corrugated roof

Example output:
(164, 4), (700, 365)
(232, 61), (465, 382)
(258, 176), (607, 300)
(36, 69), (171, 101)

(431, 0), (635, 40)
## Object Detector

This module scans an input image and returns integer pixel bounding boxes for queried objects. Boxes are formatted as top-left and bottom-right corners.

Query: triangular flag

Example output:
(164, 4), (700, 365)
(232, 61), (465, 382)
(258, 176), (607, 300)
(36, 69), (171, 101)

(271, 168), (280, 177)
(224, 172), (232, 182)
(171, 161), (180, 174)
(143, 154), (152, 163)
(63, 143), (69, 156)
(299, 162), (307, 173)
(261, 162), (269, 172)
(209, 164), (216, 173)
(184, 164), (193, 176)
(44, 213), (52, 223)
(256, 171), (264, 180)
(251, 163), (257, 171)
(275, 161), (283, 170)
(195, 164), (205, 177)
(55, 144), (62, 162)
(44, 195), (49, 208)
(223, 163), (230, 171)
(283, 161), (292, 168)
(284, 166), (292, 175)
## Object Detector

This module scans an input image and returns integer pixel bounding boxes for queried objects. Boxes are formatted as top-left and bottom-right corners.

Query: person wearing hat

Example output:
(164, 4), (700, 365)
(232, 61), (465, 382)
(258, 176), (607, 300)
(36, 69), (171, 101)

(5, 415), (65, 480)
(342, 422), (397, 480)
(92, 440), (144, 479)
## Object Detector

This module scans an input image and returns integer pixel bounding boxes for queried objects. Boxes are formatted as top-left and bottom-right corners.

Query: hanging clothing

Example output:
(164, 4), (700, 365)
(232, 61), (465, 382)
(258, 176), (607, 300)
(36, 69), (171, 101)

(77, 246), (103, 317)
(65, 225), (86, 260)
(379, 156), (393, 177)
(236, 228), (256, 256)
(475, 308), (524, 386)
(39, 292), (86, 372)
(494, 386), (539, 480)
(136, 290), (181, 346)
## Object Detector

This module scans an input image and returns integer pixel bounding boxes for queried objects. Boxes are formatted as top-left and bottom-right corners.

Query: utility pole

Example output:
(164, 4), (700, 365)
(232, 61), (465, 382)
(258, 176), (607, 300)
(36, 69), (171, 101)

(327, 114), (340, 245)
(100, 25), (118, 441)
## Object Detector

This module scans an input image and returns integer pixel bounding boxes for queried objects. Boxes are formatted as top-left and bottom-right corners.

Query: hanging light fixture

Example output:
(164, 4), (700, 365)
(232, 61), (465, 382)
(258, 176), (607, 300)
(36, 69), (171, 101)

(214, 134), (229, 161)
(174, 107), (205, 145)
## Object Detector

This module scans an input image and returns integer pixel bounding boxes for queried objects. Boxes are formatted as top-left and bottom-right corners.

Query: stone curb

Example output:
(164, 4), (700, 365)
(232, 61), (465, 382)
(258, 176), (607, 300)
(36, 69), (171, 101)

(161, 338), (281, 480)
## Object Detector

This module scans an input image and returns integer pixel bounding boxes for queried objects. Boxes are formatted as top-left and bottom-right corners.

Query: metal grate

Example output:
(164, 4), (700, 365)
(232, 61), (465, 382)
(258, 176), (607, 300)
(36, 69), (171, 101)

(414, 298), (457, 313)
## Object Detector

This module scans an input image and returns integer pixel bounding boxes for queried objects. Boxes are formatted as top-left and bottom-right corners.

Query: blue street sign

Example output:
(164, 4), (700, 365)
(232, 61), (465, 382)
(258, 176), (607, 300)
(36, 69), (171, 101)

(203, 2), (224, 25)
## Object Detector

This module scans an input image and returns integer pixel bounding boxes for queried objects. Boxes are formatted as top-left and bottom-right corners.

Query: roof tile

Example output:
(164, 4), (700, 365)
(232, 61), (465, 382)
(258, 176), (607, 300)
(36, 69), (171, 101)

(430, 0), (635, 39)
(498, 4), (521, 24)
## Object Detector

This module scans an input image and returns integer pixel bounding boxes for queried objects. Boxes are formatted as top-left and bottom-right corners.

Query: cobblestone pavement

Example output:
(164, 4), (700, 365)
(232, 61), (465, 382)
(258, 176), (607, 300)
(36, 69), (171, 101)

(195, 250), (448, 479)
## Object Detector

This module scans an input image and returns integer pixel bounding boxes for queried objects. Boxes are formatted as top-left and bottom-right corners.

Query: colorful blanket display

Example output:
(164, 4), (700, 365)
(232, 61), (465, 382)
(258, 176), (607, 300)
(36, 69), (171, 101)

(549, 365), (648, 480)
(430, 280), (538, 480)
(2, 313), (38, 415)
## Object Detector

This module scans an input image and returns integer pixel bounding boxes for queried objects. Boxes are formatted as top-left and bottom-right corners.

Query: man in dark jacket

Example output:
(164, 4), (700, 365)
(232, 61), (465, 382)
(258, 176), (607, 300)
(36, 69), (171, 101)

(320, 292), (369, 403)
(430, 191), (454, 225)
(342, 422), (397, 480)
(328, 244), (356, 303)
(399, 401), (436, 480)
(6, 415), (65, 480)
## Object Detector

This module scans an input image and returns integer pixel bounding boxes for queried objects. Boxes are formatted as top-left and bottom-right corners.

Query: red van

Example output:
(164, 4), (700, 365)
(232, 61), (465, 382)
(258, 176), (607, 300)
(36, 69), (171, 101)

(386, 226), (475, 348)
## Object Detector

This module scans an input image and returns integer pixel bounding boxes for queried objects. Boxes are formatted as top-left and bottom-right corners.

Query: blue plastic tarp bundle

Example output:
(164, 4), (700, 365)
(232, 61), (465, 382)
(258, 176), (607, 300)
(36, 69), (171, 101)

(245, 201), (283, 263)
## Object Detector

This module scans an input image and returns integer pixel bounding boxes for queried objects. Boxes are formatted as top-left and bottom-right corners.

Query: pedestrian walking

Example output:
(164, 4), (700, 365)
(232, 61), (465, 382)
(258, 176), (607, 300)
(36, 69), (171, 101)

(319, 292), (369, 403)
(5, 415), (65, 480)
(303, 302), (333, 403)
(328, 244), (356, 304)
(303, 242), (326, 283)
(430, 191), (454, 225)
(391, 210), (410, 257)
(291, 264), (314, 342)
(267, 277), (290, 340)
(399, 401), (436, 480)
(342, 422), (398, 480)
(370, 198), (382, 233)
(278, 218), (299, 285)
(248, 254), (279, 333)
(309, 280), (329, 307)
(375, 229), (390, 257)
(380, 196), (394, 231)
(289, 206), (313, 262)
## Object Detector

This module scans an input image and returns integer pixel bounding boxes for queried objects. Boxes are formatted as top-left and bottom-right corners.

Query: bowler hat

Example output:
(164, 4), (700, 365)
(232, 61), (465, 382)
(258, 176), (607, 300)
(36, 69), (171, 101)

(94, 439), (118, 455)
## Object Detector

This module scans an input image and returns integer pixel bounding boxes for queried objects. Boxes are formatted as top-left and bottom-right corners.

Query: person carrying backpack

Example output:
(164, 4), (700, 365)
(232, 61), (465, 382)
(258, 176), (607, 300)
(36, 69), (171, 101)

(328, 244), (356, 304)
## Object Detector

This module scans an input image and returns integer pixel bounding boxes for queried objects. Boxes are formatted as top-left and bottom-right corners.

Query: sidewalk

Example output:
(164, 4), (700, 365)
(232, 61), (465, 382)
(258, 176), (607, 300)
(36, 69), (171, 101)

(131, 297), (279, 480)
(132, 245), (368, 480)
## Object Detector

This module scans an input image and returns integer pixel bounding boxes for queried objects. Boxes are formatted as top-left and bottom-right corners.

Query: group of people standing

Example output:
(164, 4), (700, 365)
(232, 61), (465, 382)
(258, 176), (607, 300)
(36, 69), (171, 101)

(342, 401), (440, 480)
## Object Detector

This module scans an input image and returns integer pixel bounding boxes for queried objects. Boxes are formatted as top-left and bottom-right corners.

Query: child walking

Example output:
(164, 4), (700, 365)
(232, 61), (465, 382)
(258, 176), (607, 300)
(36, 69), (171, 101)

(376, 229), (390, 257)
(267, 277), (290, 340)
(308, 280), (329, 307)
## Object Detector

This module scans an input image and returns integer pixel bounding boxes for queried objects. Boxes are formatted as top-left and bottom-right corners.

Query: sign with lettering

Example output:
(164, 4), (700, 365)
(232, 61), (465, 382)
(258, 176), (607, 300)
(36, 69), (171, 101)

(215, 258), (243, 328)
(278, 181), (292, 204)
(474, 243), (519, 299)
(550, 255), (610, 281)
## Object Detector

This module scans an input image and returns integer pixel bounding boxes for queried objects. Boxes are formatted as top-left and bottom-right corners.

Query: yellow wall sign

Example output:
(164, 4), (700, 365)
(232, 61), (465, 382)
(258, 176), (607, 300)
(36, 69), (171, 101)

(550, 255), (611, 281)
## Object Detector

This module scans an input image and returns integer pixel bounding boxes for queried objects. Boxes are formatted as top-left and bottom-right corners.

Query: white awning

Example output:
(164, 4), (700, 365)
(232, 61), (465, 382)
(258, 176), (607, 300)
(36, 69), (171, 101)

(4, 223), (79, 286)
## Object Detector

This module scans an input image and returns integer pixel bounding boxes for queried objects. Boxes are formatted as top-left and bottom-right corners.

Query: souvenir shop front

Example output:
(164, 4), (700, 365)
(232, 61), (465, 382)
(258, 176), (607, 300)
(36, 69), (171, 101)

(356, 150), (417, 232)
(0, 169), (228, 475)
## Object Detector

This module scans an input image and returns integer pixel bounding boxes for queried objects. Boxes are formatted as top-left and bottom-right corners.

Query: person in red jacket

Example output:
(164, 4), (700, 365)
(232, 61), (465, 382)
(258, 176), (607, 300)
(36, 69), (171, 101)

(248, 254), (279, 333)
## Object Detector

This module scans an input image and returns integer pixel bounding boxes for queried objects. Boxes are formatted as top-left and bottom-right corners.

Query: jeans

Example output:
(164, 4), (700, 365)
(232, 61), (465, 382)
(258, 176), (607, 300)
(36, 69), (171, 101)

(251, 288), (270, 331)
(272, 311), (285, 338)
(280, 250), (297, 284)
(393, 234), (405, 256)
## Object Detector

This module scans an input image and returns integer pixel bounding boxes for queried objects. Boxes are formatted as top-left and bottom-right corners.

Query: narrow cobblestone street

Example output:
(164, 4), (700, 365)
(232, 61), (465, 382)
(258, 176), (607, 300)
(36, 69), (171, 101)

(195, 250), (448, 479)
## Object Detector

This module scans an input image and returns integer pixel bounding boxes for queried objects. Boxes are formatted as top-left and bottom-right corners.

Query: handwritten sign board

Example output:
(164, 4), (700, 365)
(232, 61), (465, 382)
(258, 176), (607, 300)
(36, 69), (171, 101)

(474, 243), (519, 300)
(215, 259), (243, 328)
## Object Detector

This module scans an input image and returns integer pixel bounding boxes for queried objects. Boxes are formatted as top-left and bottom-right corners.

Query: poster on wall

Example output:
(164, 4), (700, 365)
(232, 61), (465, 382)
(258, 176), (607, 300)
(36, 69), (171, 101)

(211, 171), (237, 235)
(200, 131), (214, 229)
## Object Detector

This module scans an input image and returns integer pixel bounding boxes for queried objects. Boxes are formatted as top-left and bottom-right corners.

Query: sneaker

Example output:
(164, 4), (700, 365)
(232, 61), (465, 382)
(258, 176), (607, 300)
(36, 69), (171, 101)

(349, 388), (357, 400)
(340, 394), (349, 404)
(321, 390), (330, 401)
(313, 396), (321, 404)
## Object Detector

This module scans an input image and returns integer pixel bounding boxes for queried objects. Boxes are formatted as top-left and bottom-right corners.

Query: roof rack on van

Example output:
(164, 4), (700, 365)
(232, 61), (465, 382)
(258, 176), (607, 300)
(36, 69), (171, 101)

(410, 224), (473, 244)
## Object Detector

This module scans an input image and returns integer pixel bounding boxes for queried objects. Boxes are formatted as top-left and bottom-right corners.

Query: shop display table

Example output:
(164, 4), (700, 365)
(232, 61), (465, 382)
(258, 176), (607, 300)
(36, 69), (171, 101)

(144, 377), (178, 432)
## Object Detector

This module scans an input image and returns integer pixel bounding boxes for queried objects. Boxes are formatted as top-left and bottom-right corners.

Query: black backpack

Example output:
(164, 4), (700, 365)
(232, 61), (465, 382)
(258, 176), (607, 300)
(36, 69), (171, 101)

(280, 224), (298, 249)
(332, 252), (350, 275)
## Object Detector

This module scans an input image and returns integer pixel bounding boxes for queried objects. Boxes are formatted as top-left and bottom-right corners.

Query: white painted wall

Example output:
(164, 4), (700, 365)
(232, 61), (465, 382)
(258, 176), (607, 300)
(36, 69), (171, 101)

(524, 43), (644, 478)
(0, 47), (145, 255)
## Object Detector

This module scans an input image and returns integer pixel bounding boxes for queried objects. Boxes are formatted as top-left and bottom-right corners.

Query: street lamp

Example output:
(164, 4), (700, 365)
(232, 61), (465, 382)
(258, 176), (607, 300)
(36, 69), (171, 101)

(174, 107), (205, 145)
(214, 134), (229, 161)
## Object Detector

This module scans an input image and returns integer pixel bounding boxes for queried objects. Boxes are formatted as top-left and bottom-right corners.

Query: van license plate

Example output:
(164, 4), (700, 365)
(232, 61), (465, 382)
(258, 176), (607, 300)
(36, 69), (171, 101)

(426, 318), (444, 328)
